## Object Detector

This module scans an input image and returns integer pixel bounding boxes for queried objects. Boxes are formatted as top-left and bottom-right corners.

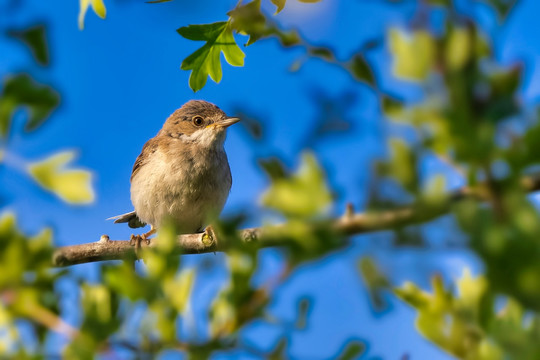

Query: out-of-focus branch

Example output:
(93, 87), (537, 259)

(52, 174), (540, 267)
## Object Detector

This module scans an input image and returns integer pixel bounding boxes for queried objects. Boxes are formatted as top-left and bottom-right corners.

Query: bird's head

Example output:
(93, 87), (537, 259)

(160, 100), (240, 148)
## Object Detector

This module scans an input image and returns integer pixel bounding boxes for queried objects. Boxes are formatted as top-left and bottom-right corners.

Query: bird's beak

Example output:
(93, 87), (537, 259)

(213, 117), (240, 129)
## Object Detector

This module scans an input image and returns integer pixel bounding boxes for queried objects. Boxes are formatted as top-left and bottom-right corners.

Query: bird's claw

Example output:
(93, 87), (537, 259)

(129, 234), (151, 247)
(129, 234), (151, 261)
(129, 234), (141, 247)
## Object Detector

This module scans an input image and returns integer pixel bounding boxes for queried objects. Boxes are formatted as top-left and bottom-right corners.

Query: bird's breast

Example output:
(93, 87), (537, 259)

(130, 146), (231, 232)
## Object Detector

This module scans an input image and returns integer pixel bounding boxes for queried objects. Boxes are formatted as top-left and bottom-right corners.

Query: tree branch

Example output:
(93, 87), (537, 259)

(52, 174), (540, 267)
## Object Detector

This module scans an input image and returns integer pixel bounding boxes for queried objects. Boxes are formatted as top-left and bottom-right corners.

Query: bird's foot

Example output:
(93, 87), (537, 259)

(129, 234), (147, 247)
(129, 228), (156, 260)
(129, 228), (155, 246)
(129, 233), (151, 260)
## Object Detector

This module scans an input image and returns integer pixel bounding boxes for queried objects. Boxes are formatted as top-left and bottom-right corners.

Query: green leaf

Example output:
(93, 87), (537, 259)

(270, 0), (320, 13)
(258, 157), (287, 180)
(271, 0), (286, 13)
(162, 268), (195, 313)
(103, 263), (159, 301)
(478, 0), (518, 21)
(229, 0), (268, 46)
(395, 271), (504, 360)
(27, 151), (94, 204)
(295, 297), (311, 329)
(358, 257), (390, 310)
(388, 28), (435, 82)
(7, 24), (49, 66)
(348, 54), (375, 85)
(178, 22), (245, 92)
(382, 138), (418, 193)
(336, 340), (365, 360)
(261, 152), (332, 218)
(228, 0), (300, 48)
(0, 74), (60, 137)
(78, 0), (107, 30)
(445, 27), (471, 71)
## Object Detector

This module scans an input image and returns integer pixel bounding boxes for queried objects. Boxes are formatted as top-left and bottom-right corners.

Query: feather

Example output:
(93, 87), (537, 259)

(107, 211), (146, 228)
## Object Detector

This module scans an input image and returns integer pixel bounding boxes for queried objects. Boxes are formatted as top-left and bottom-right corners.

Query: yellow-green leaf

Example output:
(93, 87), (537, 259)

(388, 28), (435, 81)
(384, 138), (417, 193)
(27, 151), (94, 204)
(261, 152), (331, 217)
(445, 27), (471, 71)
(163, 268), (195, 313)
(271, 0), (286, 13)
(78, 0), (107, 30)
(456, 268), (487, 309)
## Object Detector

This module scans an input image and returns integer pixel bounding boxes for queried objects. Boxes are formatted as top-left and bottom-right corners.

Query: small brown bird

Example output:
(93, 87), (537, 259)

(109, 100), (239, 245)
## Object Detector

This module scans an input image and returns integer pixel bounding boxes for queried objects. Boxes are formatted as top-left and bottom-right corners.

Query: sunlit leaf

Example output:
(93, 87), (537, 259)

(163, 268), (195, 313)
(261, 152), (332, 217)
(270, 0), (320, 13)
(7, 24), (49, 66)
(103, 262), (159, 302)
(0, 74), (59, 137)
(27, 151), (94, 204)
(445, 27), (471, 71)
(395, 271), (504, 359)
(382, 138), (418, 193)
(209, 287), (237, 337)
(178, 22), (245, 92)
(456, 268), (487, 310)
(229, 0), (300, 47)
(388, 28), (435, 81)
(422, 174), (447, 205)
(78, 0), (107, 30)
(0, 212), (54, 289)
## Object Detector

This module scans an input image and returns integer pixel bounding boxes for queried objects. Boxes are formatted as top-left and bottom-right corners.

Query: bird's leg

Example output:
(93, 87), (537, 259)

(129, 226), (156, 259)
(142, 226), (156, 245)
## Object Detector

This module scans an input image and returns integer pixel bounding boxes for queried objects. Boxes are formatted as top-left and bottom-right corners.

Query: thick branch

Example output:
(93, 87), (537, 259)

(52, 175), (540, 267)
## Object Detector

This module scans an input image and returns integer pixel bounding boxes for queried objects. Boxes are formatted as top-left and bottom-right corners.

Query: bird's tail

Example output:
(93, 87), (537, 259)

(107, 211), (147, 229)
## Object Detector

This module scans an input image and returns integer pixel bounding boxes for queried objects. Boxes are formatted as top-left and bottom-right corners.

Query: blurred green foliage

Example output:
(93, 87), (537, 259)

(0, 74), (59, 136)
(28, 151), (94, 204)
(78, 0), (106, 30)
(261, 153), (331, 218)
(7, 25), (49, 66)
(4, 0), (540, 359)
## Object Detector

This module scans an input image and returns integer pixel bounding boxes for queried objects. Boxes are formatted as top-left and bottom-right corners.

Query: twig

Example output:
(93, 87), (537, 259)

(52, 174), (540, 267)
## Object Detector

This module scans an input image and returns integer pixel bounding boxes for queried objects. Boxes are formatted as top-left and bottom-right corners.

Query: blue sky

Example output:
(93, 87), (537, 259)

(2, 0), (540, 358)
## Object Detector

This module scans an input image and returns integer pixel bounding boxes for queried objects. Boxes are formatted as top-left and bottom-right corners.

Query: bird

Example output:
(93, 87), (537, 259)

(109, 100), (239, 247)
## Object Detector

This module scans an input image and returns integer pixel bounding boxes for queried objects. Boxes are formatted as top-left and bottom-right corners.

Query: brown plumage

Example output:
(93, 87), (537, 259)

(109, 100), (239, 240)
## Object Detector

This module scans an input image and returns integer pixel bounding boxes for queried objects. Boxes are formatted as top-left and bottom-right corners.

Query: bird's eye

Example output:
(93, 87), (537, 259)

(192, 116), (204, 127)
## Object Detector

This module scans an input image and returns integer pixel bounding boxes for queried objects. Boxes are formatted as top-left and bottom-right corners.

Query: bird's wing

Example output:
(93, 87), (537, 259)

(107, 211), (147, 228)
(108, 138), (160, 229)
(131, 137), (160, 182)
